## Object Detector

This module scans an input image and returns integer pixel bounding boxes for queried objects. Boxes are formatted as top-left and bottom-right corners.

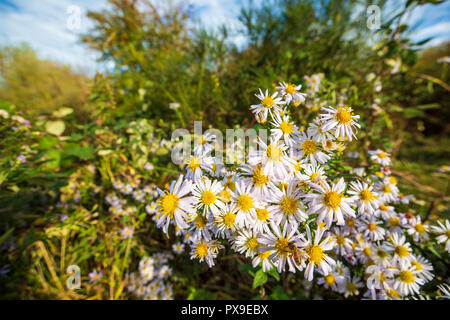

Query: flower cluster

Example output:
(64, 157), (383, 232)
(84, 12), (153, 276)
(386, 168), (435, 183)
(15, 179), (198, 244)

(153, 78), (448, 299)
(126, 253), (175, 300)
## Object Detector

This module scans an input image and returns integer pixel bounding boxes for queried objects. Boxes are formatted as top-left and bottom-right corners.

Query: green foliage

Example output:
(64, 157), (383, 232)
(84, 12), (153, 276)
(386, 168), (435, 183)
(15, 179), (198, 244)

(0, 0), (449, 300)
(0, 44), (91, 121)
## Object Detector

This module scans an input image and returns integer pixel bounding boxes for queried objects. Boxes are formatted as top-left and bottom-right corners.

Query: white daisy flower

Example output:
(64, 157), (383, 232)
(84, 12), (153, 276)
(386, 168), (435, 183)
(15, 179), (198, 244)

(409, 254), (434, 282)
(230, 180), (260, 228)
(269, 178), (307, 225)
(296, 131), (331, 166)
(370, 244), (392, 267)
(366, 265), (394, 291)
(192, 178), (225, 217)
(406, 216), (429, 242)
(253, 206), (273, 234)
(375, 178), (399, 203)
(213, 203), (239, 239)
(250, 88), (285, 121)
(190, 237), (220, 267)
(299, 224), (336, 281)
(305, 177), (355, 227)
(431, 219), (450, 252)
(276, 82), (307, 105)
(172, 242), (185, 254)
(133, 189), (145, 201)
(347, 180), (379, 215)
(368, 149), (391, 166)
(252, 249), (275, 272)
(302, 163), (327, 185)
(331, 227), (353, 255)
(259, 221), (306, 273)
(317, 266), (345, 292)
(239, 163), (274, 200)
(358, 216), (386, 241)
(319, 105), (360, 141)
(392, 261), (425, 297)
(270, 113), (299, 147)
(233, 228), (262, 258)
(156, 175), (196, 234)
(193, 132), (216, 155)
(383, 233), (412, 265)
(307, 119), (335, 143)
(248, 136), (295, 180)
(185, 154), (213, 182)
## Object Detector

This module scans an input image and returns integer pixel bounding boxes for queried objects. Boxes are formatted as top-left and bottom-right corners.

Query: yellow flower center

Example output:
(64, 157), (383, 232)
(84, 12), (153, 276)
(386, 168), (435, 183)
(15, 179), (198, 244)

(389, 177), (397, 185)
(395, 245), (409, 257)
(379, 204), (388, 211)
(280, 121), (293, 134)
(368, 223), (377, 231)
(266, 144), (282, 161)
(346, 282), (357, 293)
(158, 193), (179, 218)
(399, 270), (415, 283)
(335, 107), (352, 124)
(194, 215), (207, 229)
(363, 247), (372, 256)
(224, 178), (235, 191)
(336, 235), (346, 245)
(306, 245), (324, 265)
(237, 194), (254, 212)
(223, 212), (236, 227)
(377, 151), (388, 159)
(285, 83), (296, 95)
(294, 160), (302, 172)
(255, 208), (269, 221)
(201, 190), (216, 206)
(376, 249), (387, 259)
(347, 218), (355, 227)
(302, 139), (317, 155)
(261, 96), (274, 108)
(360, 189), (374, 202)
(259, 250), (271, 260)
(195, 242), (209, 259)
(274, 237), (291, 256)
(246, 237), (260, 250)
(188, 157), (201, 171)
(324, 191), (343, 209)
(324, 140), (334, 149)
(387, 289), (400, 299)
(414, 224), (426, 233)
(411, 261), (422, 271)
(280, 196), (298, 216)
(252, 167), (269, 186)
(310, 172), (320, 181)
(389, 217), (400, 227)
(382, 185), (392, 193)
(325, 274), (336, 285)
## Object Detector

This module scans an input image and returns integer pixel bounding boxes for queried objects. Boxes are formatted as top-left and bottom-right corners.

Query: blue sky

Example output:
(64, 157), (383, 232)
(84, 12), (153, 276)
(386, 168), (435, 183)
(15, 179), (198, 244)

(0, 0), (448, 74)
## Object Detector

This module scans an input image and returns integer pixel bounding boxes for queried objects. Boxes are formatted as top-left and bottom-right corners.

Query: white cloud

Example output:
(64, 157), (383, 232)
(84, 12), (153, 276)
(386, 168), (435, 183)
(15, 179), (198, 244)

(413, 22), (450, 42)
(0, 0), (108, 73)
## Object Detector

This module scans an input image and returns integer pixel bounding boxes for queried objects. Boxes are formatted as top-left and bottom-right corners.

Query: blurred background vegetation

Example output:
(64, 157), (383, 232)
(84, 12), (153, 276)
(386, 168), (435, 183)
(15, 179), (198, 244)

(0, 0), (449, 299)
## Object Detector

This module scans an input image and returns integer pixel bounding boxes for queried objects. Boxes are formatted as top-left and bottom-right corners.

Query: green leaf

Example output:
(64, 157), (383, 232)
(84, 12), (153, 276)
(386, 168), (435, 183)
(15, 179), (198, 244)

(45, 120), (65, 136)
(403, 108), (424, 119)
(266, 267), (280, 281)
(252, 268), (268, 289)
(0, 228), (15, 247)
(52, 107), (73, 118)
